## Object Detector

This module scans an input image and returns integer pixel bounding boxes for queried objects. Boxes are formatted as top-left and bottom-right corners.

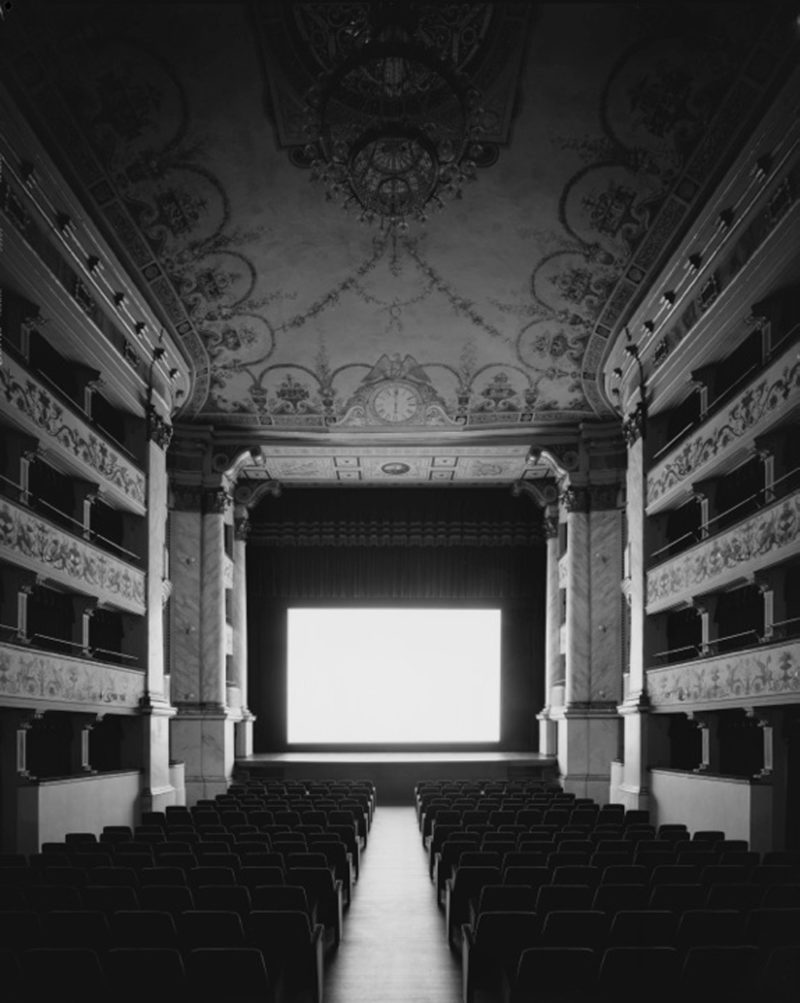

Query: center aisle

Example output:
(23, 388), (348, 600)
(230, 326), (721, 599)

(323, 805), (462, 1003)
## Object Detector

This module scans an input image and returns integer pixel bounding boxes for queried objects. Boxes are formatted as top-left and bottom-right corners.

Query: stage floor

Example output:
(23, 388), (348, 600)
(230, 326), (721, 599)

(236, 751), (558, 803)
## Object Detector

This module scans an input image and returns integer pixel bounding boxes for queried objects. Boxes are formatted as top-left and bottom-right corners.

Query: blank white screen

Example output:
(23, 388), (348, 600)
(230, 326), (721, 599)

(286, 608), (501, 743)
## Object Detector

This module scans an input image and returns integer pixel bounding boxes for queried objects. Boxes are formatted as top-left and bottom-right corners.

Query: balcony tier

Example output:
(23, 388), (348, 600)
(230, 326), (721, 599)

(646, 339), (800, 514)
(0, 496), (145, 614)
(646, 488), (800, 614)
(647, 637), (800, 712)
(0, 352), (145, 513)
(0, 640), (145, 713)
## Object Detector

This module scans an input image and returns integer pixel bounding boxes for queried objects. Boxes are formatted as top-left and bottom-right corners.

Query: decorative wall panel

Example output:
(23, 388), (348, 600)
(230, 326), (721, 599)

(646, 490), (800, 613)
(0, 642), (144, 711)
(646, 344), (800, 512)
(0, 355), (146, 512)
(0, 498), (146, 614)
(647, 639), (800, 711)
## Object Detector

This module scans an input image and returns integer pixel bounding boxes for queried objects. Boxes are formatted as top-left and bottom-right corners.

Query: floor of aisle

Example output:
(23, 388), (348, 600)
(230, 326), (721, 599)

(323, 805), (462, 1003)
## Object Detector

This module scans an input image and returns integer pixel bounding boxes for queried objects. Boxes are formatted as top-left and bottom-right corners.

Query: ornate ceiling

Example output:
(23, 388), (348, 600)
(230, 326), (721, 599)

(2, 2), (792, 484)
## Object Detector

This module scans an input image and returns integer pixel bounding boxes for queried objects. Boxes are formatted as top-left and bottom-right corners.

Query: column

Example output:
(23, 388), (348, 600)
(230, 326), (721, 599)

(169, 479), (235, 803)
(233, 509), (255, 757)
(617, 428), (651, 810)
(689, 712), (721, 773)
(69, 713), (99, 774)
(558, 481), (624, 802)
(137, 408), (177, 813)
(0, 710), (39, 852)
(536, 507), (560, 756)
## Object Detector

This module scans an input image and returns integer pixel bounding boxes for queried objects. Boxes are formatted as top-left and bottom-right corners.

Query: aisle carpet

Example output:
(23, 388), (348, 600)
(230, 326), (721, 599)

(323, 805), (461, 1003)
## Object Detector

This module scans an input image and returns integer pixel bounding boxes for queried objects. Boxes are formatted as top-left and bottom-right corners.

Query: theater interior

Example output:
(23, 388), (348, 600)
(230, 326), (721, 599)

(1, 2), (799, 1000)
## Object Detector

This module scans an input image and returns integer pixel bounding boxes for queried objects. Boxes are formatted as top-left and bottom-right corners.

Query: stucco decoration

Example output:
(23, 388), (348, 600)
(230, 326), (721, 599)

(0, 643), (144, 710)
(0, 499), (146, 614)
(646, 492), (800, 612)
(3, 3), (783, 431)
(240, 443), (550, 486)
(647, 350), (800, 510)
(0, 357), (146, 510)
(647, 640), (800, 710)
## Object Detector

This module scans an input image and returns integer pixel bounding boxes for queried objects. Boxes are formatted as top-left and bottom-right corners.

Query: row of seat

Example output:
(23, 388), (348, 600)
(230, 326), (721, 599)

(475, 941), (799, 1003)
(2, 945), (276, 1003)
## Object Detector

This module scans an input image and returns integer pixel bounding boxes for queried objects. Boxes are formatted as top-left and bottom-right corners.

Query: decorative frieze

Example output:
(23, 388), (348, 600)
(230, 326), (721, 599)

(646, 490), (800, 613)
(647, 343), (800, 512)
(561, 487), (590, 513)
(0, 642), (144, 711)
(0, 354), (145, 510)
(647, 639), (800, 711)
(171, 485), (204, 512)
(0, 497), (145, 614)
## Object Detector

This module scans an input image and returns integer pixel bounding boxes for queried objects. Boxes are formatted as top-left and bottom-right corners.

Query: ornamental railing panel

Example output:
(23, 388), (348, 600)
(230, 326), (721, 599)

(646, 340), (800, 514)
(0, 641), (144, 712)
(647, 638), (800, 711)
(646, 489), (800, 613)
(0, 496), (146, 614)
(0, 353), (145, 513)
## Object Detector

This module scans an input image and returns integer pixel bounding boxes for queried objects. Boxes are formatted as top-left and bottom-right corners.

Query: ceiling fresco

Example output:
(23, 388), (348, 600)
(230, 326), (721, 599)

(2, 2), (788, 443)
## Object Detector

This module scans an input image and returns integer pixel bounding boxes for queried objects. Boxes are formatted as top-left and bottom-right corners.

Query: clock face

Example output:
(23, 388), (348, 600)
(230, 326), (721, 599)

(372, 383), (419, 423)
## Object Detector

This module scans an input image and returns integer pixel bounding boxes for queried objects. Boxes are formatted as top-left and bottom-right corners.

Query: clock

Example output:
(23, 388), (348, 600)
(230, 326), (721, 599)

(371, 382), (420, 423)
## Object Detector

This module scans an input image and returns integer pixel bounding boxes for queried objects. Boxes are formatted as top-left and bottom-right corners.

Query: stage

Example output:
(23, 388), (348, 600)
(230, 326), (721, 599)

(235, 751), (558, 804)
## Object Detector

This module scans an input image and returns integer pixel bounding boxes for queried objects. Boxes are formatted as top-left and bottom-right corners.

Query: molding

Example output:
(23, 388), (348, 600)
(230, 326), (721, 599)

(647, 489), (800, 613)
(249, 517), (543, 548)
(647, 639), (800, 711)
(0, 641), (144, 712)
(561, 486), (590, 513)
(0, 497), (146, 614)
(0, 352), (145, 512)
(647, 341), (800, 512)
(171, 485), (203, 512)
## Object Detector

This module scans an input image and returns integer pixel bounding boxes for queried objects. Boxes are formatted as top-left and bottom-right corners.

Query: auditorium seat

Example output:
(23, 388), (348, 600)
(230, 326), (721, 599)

(0, 910), (42, 950)
(552, 864), (601, 888)
(185, 946), (271, 1003)
(534, 884), (594, 918)
(43, 909), (110, 951)
(239, 865), (286, 889)
(600, 864), (648, 885)
(511, 945), (597, 1003)
(104, 947), (186, 1002)
(762, 945), (800, 1003)
(23, 946), (107, 1000)
(188, 865), (237, 889)
(461, 910), (540, 1002)
(27, 884), (82, 912)
(110, 910), (178, 948)
(250, 884), (312, 918)
(679, 945), (759, 1003)
(178, 909), (245, 949)
(607, 909), (677, 947)
(598, 945), (680, 1003)
(745, 907), (800, 954)
(288, 866), (344, 949)
(592, 883), (649, 915)
(647, 883), (706, 913)
(245, 910), (324, 1003)
(195, 883), (252, 918)
(137, 884), (194, 916)
(675, 909), (746, 951)
(445, 865), (502, 948)
(540, 909), (608, 949)
(706, 882), (763, 912)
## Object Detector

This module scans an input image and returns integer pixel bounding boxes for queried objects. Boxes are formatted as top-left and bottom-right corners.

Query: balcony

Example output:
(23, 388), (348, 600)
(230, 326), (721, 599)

(647, 637), (800, 713)
(646, 487), (800, 614)
(0, 350), (145, 513)
(0, 495), (145, 614)
(0, 639), (145, 713)
(646, 336), (800, 514)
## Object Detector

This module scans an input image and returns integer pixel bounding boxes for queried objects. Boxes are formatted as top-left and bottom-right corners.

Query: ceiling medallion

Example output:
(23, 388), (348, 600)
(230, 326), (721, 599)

(302, 5), (489, 231)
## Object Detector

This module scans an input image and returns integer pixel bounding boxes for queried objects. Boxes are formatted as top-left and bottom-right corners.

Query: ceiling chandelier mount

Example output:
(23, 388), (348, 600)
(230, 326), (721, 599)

(303, 7), (489, 231)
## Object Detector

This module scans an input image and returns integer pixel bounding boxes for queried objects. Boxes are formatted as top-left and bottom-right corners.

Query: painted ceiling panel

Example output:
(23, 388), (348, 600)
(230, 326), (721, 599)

(2, 1), (785, 442)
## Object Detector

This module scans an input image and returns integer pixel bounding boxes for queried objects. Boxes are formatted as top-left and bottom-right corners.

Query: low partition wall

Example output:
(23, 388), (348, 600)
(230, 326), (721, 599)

(17, 769), (141, 854)
(649, 767), (774, 853)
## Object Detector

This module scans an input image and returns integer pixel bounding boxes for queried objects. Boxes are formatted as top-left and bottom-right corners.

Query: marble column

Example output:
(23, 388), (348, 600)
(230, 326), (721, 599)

(537, 508), (560, 756)
(556, 482), (624, 803)
(233, 511), (255, 757)
(138, 411), (177, 813)
(169, 482), (235, 804)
